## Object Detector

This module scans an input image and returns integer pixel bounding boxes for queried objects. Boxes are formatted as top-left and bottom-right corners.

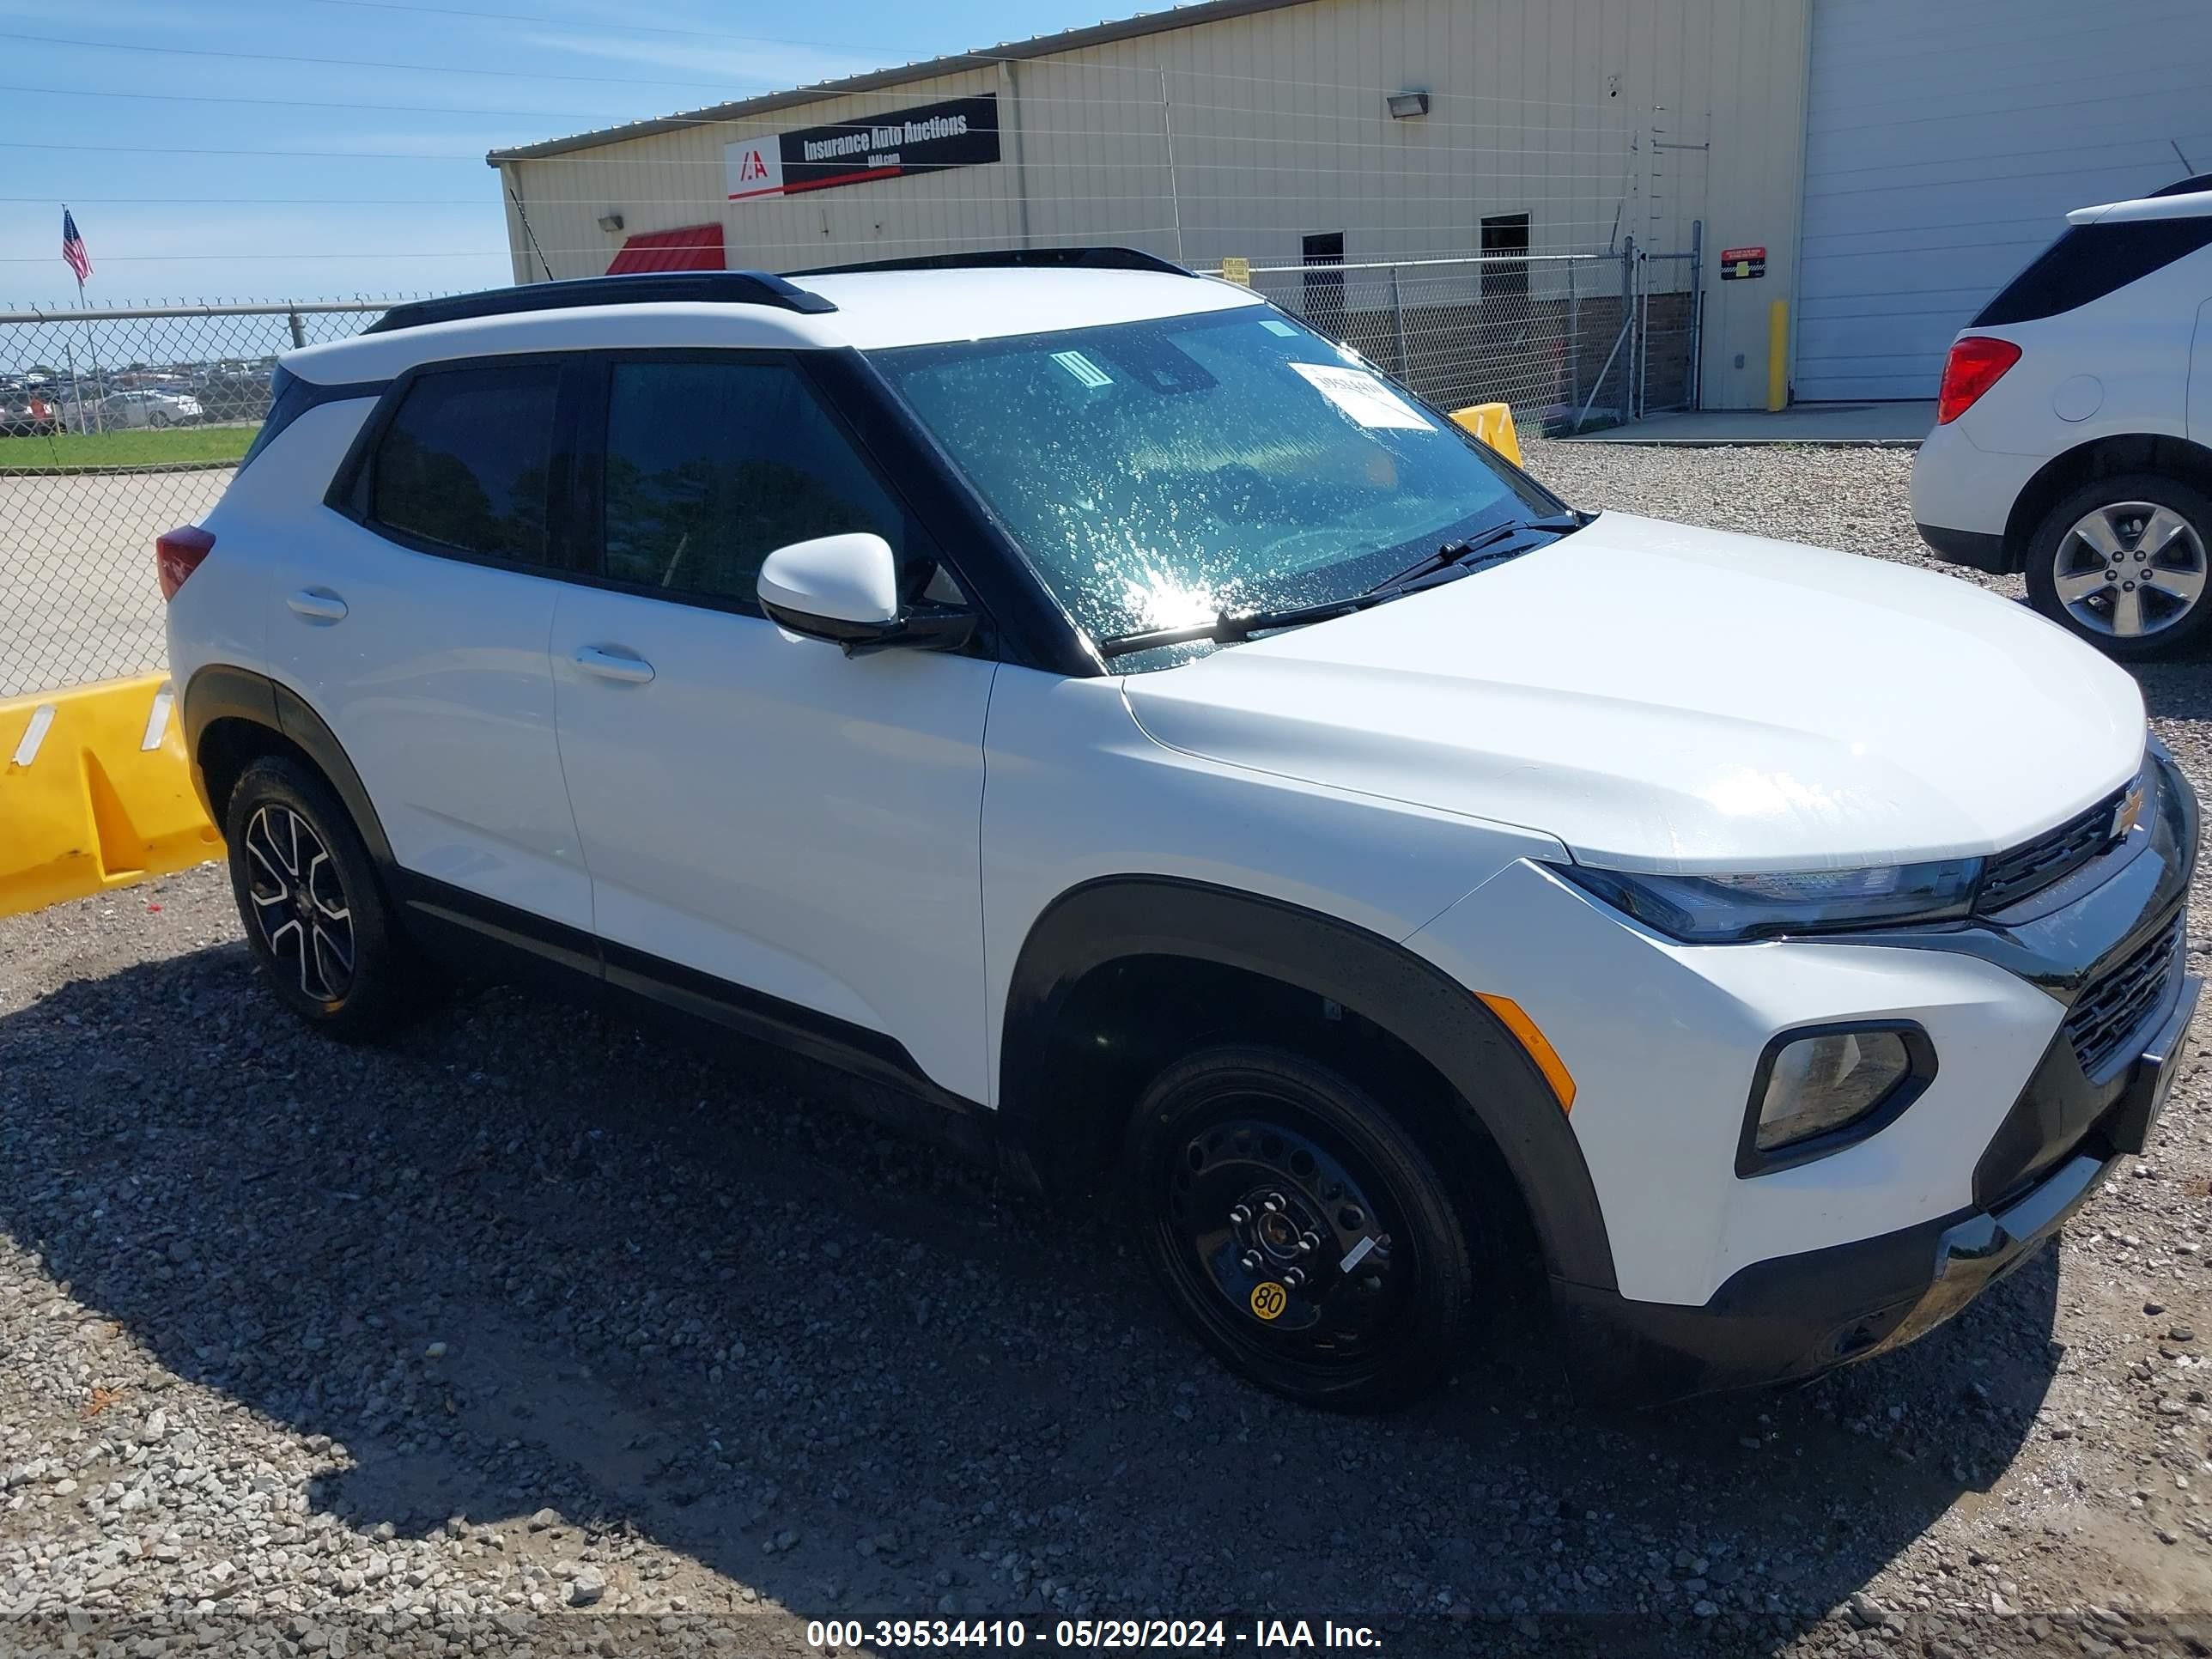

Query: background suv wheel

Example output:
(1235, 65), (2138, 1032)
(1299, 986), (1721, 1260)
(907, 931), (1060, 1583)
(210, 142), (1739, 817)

(222, 755), (433, 1041)
(1128, 1044), (1480, 1410)
(2025, 473), (2212, 659)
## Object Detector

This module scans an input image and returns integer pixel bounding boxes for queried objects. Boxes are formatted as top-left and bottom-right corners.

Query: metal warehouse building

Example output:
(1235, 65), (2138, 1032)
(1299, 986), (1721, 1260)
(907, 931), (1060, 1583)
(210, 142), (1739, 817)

(488, 0), (2212, 414)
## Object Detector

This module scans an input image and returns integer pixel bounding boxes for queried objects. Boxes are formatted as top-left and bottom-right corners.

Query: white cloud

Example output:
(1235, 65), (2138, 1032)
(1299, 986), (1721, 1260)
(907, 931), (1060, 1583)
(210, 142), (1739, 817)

(518, 29), (880, 93)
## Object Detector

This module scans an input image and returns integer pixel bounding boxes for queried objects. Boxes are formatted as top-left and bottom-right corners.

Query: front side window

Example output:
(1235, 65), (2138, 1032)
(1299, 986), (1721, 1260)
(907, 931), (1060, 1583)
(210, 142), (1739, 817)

(369, 362), (559, 561)
(870, 307), (1562, 650)
(601, 359), (902, 605)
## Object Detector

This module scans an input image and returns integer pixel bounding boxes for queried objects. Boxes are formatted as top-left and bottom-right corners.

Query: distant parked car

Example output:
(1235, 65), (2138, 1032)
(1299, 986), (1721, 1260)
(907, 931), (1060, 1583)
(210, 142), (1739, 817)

(77, 389), (204, 430)
(0, 390), (59, 436)
(1913, 174), (2212, 659)
(193, 369), (275, 425)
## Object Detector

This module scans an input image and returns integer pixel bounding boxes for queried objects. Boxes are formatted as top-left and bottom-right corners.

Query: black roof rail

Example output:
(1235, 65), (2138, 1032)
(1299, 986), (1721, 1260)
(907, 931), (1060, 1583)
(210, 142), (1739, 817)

(790, 246), (1195, 278)
(362, 270), (836, 334)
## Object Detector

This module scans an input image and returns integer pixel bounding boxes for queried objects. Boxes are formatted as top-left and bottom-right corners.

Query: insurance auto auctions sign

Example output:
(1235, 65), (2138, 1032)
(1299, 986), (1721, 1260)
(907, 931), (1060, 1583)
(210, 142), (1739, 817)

(726, 94), (1001, 204)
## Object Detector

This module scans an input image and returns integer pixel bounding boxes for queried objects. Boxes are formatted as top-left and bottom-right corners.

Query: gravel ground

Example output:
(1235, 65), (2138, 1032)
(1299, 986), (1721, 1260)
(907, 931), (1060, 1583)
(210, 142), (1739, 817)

(8, 443), (2212, 1658)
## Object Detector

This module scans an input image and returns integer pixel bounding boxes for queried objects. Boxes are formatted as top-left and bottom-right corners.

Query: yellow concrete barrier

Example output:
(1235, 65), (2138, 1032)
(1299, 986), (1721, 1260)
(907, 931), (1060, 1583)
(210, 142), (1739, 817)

(0, 674), (222, 920)
(1449, 401), (1523, 466)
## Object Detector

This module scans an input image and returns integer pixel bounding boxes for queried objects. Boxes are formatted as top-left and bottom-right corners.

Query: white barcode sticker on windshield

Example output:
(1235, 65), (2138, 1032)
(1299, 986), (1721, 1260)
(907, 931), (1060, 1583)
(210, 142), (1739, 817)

(1259, 319), (1299, 337)
(1052, 349), (1113, 388)
(1288, 362), (1435, 431)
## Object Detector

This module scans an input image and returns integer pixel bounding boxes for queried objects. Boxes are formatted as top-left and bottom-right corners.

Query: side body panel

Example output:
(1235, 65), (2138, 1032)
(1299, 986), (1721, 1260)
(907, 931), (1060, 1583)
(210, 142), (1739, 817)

(167, 400), (380, 707)
(549, 586), (999, 1100)
(1943, 244), (2209, 461)
(263, 512), (590, 932)
(2193, 296), (2212, 448)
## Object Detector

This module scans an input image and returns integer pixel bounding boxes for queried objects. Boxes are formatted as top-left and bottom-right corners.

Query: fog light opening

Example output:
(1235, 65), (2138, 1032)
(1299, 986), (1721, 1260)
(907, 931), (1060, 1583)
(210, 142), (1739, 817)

(1738, 1022), (1937, 1178)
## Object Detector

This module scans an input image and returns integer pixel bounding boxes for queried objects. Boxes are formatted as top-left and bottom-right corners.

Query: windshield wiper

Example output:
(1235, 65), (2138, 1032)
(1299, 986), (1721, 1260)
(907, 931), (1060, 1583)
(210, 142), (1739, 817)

(1095, 594), (1368, 659)
(1362, 511), (1583, 595)
(1093, 511), (1585, 661)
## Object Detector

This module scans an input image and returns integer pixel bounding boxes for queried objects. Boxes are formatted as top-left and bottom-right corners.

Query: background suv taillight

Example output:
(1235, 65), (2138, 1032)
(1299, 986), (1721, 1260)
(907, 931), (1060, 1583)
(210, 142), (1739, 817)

(1936, 336), (2022, 425)
(155, 526), (215, 600)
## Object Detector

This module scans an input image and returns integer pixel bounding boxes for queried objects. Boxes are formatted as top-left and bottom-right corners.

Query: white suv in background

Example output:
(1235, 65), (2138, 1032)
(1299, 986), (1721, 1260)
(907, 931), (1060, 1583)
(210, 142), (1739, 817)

(1913, 175), (2212, 658)
(161, 254), (2197, 1409)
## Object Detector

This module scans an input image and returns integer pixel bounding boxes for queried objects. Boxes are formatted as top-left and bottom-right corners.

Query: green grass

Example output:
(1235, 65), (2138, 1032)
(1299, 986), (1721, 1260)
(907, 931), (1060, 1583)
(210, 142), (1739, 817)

(0, 424), (255, 470)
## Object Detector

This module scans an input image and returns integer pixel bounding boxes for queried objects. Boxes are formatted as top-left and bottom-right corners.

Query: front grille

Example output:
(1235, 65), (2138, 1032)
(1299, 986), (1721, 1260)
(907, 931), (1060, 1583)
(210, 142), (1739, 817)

(1979, 784), (2130, 913)
(2065, 912), (2183, 1079)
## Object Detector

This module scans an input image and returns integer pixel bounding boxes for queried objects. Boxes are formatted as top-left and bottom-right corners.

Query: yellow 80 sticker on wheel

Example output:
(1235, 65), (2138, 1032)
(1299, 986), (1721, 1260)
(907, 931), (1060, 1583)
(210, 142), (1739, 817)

(1249, 1281), (1288, 1321)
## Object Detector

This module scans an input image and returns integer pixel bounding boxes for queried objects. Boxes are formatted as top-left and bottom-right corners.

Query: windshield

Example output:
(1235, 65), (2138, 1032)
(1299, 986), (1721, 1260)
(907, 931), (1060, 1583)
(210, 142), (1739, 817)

(869, 305), (1565, 653)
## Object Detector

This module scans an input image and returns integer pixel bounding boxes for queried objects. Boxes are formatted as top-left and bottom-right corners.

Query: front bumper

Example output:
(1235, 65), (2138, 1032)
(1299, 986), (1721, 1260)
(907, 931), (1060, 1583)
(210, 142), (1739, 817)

(1547, 749), (2201, 1400)
(1554, 965), (2198, 1399)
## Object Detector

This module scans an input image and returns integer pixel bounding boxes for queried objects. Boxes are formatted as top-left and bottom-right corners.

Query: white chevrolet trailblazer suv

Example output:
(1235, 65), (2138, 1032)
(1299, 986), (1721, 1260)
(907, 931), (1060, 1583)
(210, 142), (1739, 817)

(161, 252), (2199, 1409)
(1914, 175), (2212, 659)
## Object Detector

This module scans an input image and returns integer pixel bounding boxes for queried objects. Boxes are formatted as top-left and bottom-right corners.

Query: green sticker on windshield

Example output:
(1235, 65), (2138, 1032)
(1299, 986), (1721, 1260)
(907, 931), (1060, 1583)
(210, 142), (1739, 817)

(1259, 319), (1298, 337)
(1051, 350), (1113, 389)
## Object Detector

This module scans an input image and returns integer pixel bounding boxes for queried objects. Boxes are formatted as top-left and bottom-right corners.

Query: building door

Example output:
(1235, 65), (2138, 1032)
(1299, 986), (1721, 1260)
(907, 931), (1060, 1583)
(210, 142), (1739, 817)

(1794, 0), (2212, 401)
(1301, 231), (1346, 340)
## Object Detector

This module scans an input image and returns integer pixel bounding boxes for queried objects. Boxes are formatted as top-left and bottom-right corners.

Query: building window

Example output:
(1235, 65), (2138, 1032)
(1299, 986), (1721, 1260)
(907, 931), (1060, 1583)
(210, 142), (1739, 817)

(1480, 213), (1530, 302)
(1301, 231), (1346, 337)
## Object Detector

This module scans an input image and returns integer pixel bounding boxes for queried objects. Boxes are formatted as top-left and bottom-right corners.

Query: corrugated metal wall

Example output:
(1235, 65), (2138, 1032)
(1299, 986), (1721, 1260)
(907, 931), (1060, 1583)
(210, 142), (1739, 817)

(500, 0), (1810, 409)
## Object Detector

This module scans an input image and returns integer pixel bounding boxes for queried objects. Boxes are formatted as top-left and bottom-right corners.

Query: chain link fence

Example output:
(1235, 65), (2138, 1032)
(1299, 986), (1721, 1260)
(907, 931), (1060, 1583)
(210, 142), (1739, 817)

(0, 254), (1703, 700)
(0, 301), (400, 697)
(1215, 240), (1700, 437)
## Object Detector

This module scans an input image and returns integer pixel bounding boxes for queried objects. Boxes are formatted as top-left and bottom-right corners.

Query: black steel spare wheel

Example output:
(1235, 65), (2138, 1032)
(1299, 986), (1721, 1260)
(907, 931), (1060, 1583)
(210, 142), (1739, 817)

(1132, 1045), (1477, 1409)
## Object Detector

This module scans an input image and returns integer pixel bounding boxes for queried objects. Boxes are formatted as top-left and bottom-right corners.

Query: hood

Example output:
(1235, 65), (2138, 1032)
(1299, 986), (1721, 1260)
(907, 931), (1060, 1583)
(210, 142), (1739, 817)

(1121, 514), (2146, 872)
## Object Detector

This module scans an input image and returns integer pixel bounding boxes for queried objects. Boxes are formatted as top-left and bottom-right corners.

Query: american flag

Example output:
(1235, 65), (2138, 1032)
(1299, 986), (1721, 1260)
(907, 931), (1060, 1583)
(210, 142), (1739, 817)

(61, 209), (92, 285)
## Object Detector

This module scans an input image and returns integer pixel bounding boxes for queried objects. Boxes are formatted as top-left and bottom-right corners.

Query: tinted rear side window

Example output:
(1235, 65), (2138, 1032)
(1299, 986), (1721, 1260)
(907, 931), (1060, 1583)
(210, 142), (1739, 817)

(601, 360), (902, 605)
(369, 362), (560, 560)
(1974, 218), (2212, 327)
(239, 364), (387, 476)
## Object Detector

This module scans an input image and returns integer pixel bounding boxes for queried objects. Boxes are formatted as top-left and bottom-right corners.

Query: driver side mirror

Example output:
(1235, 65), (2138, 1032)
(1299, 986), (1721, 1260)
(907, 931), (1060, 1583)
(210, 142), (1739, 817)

(757, 533), (975, 657)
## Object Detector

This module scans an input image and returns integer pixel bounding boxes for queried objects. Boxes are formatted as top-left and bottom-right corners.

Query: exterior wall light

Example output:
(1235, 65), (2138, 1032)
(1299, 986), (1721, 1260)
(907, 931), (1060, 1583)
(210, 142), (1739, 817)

(1386, 91), (1431, 119)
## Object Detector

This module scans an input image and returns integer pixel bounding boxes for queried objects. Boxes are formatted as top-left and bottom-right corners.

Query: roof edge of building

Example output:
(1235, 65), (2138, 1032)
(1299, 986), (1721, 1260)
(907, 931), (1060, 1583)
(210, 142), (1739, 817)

(483, 0), (1316, 165)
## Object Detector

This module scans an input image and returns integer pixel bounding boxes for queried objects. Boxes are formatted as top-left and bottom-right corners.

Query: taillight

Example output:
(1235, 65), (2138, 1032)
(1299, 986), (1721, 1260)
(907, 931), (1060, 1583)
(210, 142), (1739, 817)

(1936, 336), (2022, 425)
(155, 525), (215, 600)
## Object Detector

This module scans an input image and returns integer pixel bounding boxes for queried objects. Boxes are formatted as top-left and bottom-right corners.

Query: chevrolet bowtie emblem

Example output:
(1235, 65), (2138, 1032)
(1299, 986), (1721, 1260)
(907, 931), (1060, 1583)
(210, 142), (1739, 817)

(2112, 782), (2147, 842)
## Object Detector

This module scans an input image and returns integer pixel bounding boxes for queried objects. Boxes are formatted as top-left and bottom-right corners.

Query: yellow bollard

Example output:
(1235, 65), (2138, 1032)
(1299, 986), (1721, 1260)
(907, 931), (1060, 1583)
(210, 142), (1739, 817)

(1448, 401), (1522, 465)
(1766, 300), (1789, 413)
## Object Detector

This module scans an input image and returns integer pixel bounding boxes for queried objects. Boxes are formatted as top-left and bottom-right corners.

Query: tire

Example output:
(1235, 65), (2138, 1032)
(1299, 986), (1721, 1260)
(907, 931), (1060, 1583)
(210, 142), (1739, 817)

(2024, 473), (2212, 660)
(1127, 1044), (1480, 1410)
(222, 755), (430, 1041)
(149, 410), (170, 428)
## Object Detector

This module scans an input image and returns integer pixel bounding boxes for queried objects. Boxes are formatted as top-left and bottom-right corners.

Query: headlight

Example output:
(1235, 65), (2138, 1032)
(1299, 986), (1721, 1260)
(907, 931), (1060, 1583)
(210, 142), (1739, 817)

(1554, 858), (1981, 943)
(1740, 1024), (1935, 1176)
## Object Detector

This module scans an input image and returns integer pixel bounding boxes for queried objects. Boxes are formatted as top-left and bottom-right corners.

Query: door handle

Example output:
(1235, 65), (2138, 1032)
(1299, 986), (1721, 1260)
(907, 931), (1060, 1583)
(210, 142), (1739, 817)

(574, 645), (656, 684)
(286, 588), (348, 623)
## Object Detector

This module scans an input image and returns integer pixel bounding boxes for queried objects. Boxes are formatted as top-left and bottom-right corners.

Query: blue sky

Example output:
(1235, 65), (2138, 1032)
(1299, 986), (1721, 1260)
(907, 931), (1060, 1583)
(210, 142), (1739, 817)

(0, 0), (1125, 307)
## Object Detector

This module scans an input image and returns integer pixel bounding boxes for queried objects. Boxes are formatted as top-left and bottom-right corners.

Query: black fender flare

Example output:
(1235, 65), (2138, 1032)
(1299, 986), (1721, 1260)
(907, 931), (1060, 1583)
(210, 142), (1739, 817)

(181, 665), (395, 866)
(999, 875), (1618, 1291)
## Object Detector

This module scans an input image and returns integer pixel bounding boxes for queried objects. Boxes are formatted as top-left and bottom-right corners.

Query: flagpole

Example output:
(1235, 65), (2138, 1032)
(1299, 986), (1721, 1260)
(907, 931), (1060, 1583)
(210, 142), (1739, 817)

(64, 204), (104, 436)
